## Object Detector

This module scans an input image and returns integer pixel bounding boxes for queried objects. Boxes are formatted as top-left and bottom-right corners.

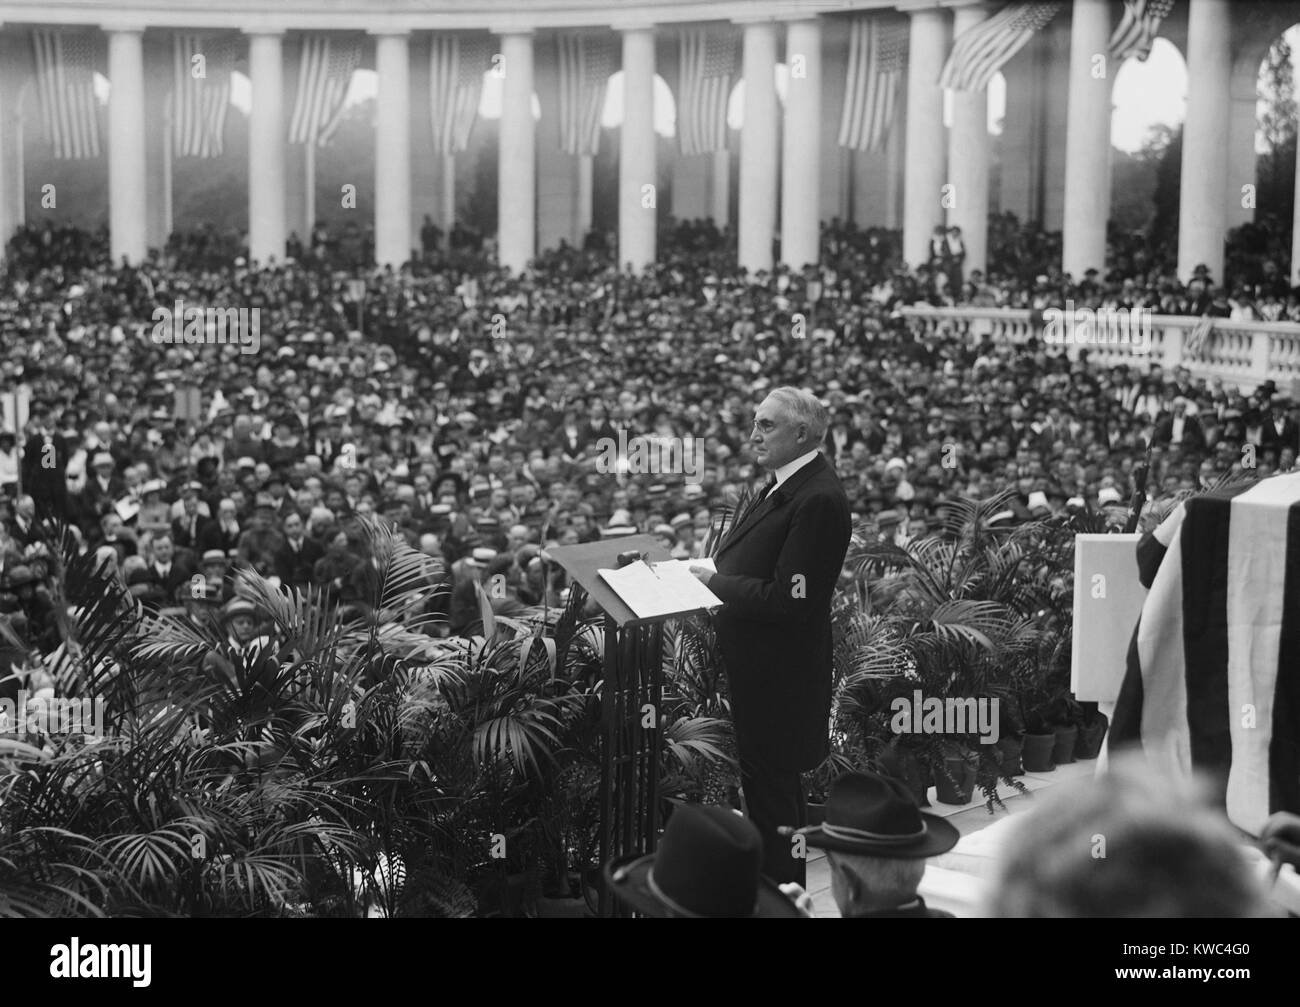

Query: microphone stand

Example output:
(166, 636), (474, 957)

(1123, 440), (1153, 534)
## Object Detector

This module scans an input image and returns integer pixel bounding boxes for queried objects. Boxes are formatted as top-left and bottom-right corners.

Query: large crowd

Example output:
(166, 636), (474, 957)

(4, 213), (1300, 920)
(2, 213), (1298, 657)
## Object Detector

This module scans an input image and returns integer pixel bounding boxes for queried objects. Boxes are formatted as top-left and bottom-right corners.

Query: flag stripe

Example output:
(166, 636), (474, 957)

(1272, 499), (1300, 815)
(839, 16), (908, 153)
(1116, 477), (1300, 833)
(678, 28), (735, 157)
(1181, 488), (1233, 783)
(938, 2), (1063, 92)
(172, 33), (236, 157)
(32, 30), (101, 160)
(1111, 0), (1175, 64)
(430, 35), (487, 155)
(1224, 477), (1300, 827)
(557, 32), (611, 156)
(290, 36), (360, 147)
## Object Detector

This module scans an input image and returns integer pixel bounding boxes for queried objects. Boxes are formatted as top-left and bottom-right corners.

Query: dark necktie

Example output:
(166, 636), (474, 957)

(757, 476), (777, 503)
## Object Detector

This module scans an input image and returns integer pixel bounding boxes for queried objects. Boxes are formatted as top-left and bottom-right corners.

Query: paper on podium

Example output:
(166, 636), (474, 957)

(597, 559), (721, 620)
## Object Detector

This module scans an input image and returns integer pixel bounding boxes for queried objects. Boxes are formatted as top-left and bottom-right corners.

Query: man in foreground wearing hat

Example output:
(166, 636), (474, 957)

(780, 771), (959, 917)
(604, 803), (802, 917)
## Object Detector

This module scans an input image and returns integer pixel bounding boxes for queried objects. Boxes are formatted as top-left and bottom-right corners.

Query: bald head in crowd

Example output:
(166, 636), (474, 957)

(987, 758), (1275, 918)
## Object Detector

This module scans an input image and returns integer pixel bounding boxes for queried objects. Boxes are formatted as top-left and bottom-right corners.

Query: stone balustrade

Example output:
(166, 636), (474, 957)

(898, 305), (1300, 395)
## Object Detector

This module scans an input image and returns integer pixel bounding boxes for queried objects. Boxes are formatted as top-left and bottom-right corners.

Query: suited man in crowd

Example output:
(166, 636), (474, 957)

(1260, 396), (1299, 459)
(1151, 397), (1205, 453)
(274, 511), (324, 589)
(21, 410), (73, 522)
(691, 387), (852, 886)
(6, 495), (39, 548)
(145, 532), (191, 600)
(173, 483), (220, 556)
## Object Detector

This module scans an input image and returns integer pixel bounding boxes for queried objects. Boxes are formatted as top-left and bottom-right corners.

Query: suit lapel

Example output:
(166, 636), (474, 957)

(718, 454), (828, 557)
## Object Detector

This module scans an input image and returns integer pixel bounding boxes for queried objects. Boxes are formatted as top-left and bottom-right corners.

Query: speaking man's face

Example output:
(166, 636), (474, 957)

(751, 395), (811, 471)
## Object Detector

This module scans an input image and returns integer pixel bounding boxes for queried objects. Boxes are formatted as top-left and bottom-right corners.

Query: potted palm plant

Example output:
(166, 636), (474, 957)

(842, 491), (1047, 812)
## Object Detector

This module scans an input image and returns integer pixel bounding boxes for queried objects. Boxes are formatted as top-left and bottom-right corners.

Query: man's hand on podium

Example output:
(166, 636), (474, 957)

(688, 564), (714, 586)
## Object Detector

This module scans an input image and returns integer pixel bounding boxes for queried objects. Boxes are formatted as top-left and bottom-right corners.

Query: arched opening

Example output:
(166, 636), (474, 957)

(1108, 37), (1187, 256)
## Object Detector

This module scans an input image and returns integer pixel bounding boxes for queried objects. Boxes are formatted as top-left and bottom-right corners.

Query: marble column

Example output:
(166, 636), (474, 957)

(946, 3), (991, 275)
(780, 17), (822, 269)
(107, 26), (147, 264)
(738, 19), (778, 273)
(247, 31), (287, 266)
(619, 25), (657, 270)
(1061, 0), (1113, 278)
(374, 31), (413, 267)
(901, 4), (948, 267)
(497, 29), (536, 273)
(1177, 0), (1231, 283)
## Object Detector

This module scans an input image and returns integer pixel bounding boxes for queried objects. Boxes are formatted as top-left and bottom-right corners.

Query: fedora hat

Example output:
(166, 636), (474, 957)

(604, 804), (801, 917)
(784, 771), (958, 858)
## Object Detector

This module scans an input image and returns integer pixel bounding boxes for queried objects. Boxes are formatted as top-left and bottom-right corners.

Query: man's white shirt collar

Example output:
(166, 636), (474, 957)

(771, 449), (820, 491)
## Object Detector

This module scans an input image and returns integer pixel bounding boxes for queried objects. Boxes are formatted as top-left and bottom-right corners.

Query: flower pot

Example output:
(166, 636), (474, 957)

(1075, 715), (1109, 759)
(807, 801), (826, 827)
(1052, 724), (1078, 765)
(934, 755), (976, 805)
(1021, 732), (1056, 772)
(880, 748), (930, 807)
(996, 735), (1023, 777)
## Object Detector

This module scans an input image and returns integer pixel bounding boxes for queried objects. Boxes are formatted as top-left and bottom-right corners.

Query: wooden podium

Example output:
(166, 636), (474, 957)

(547, 535), (720, 917)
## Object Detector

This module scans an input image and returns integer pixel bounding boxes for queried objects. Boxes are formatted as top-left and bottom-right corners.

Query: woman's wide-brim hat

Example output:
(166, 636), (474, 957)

(603, 804), (802, 918)
(785, 771), (959, 859)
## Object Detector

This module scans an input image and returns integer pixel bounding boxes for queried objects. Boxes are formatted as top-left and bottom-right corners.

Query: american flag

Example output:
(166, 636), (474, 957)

(1184, 315), (1214, 361)
(557, 32), (613, 157)
(289, 35), (361, 146)
(31, 29), (101, 160)
(1110, 0), (1175, 63)
(677, 27), (737, 157)
(430, 35), (491, 155)
(172, 33), (239, 158)
(838, 15), (909, 153)
(938, 1), (1063, 92)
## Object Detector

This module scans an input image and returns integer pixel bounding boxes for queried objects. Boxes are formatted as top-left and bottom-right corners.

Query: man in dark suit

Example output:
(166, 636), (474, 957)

(1259, 396), (1299, 458)
(78, 452), (126, 533)
(22, 413), (73, 523)
(172, 484), (221, 556)
(273, 511), (324, 589)
(145, 532), (191, 600)
(6, 494), (39, 548)
(691, 387), (852, 886)
(1151, 397), (1206, 453)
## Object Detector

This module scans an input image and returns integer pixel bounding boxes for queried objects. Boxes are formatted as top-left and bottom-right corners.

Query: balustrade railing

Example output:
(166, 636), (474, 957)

(898, 306), (1300, 394)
